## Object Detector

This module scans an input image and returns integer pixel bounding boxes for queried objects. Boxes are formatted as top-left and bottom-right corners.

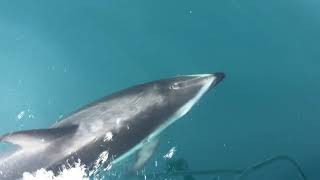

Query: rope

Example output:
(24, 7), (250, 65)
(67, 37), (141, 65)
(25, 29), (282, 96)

(136, 155), (308, 180)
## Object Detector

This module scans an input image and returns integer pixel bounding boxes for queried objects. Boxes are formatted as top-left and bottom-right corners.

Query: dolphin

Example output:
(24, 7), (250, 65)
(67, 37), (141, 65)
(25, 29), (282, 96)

(0, 73), (225, 179)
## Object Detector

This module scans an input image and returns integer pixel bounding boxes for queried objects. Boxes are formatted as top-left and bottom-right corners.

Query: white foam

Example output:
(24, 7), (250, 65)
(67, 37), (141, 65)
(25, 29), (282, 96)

(22, 163), (88, 180)
(21, 150), (111, 180)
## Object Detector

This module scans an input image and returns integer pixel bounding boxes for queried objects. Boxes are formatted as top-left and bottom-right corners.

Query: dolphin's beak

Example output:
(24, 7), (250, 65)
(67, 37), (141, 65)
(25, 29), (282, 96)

(171, 73), (225, 118)
(211, 72), (225, 88)
(189, 73), (225, 90)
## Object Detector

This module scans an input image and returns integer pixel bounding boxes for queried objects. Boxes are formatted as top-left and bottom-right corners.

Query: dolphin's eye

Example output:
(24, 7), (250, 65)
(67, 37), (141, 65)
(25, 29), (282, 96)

(169, 83), (180, 90)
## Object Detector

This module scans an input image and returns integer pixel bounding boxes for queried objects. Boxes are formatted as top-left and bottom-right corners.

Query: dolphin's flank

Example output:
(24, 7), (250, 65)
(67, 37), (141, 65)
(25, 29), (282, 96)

(0, 73), (225, 180)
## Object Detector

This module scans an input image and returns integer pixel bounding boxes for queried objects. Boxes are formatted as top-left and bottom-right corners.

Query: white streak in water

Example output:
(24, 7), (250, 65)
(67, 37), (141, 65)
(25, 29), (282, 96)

(17, 111), (25, 120)
(163, 147), (177, 159)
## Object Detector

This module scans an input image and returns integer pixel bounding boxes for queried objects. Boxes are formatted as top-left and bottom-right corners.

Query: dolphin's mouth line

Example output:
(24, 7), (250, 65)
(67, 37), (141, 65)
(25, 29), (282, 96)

(177, 77), (214, 117)
(171, 74), (217, 91)
(179, 74), (213, 84)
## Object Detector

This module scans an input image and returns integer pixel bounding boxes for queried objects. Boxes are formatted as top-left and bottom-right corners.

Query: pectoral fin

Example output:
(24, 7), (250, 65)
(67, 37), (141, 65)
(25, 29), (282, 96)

(0, 125), (78, 149)
(132, 138), (160, 171)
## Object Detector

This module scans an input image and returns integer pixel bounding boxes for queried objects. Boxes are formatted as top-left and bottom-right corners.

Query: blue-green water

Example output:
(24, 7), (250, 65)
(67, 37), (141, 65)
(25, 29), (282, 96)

(0, 0), (320, 179)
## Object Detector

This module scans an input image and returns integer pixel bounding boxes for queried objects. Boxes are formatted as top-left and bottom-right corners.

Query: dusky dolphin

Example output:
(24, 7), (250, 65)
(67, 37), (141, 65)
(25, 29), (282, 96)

(0, 73), (225, 179)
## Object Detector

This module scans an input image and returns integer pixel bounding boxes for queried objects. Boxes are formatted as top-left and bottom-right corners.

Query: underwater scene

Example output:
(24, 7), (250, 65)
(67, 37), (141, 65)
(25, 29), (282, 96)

(0, 0), (319, 179)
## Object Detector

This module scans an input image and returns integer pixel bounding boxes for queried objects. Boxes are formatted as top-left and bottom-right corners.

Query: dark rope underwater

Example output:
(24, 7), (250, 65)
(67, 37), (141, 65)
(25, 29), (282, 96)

(136, 155), (308, 180)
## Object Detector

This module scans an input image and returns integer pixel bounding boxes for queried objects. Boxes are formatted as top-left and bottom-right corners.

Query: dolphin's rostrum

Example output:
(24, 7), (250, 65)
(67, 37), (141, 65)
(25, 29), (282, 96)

(0, 73), (225, 179)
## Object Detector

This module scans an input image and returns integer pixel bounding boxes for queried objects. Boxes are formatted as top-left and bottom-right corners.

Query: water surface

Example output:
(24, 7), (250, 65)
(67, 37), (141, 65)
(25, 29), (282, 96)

(0, 0), (320, 179)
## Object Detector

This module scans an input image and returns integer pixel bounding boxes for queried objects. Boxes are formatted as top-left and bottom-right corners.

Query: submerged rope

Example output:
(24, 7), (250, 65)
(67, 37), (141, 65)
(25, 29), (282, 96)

(137, 155), (308, 180)
(237, 155), (308, 180)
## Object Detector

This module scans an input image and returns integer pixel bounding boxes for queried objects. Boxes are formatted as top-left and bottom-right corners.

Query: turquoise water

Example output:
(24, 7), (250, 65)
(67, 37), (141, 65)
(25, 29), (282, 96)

(0, 0), (320, 179)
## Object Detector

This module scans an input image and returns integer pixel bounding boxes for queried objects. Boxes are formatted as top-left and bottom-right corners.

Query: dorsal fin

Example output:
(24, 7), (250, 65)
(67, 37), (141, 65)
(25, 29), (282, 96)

(0, 125), (78, 149)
